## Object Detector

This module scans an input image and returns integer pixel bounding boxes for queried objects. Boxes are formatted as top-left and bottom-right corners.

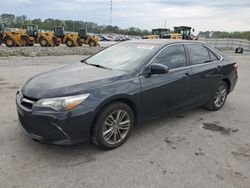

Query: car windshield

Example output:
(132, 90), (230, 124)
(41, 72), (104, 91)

(85, 42), (158, 71)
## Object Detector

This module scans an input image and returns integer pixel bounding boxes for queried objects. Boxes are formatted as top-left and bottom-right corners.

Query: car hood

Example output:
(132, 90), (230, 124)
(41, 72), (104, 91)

(22, 62), (125, 99)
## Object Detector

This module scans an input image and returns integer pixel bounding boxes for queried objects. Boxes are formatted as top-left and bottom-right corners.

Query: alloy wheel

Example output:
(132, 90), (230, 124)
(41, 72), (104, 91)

(214, 85), (227, 108)
(102, 110), (131, 145)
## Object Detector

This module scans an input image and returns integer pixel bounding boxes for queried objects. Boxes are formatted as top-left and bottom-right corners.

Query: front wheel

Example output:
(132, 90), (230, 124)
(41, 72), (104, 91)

(91, 102), (134, 150)
(4, 37), (16, 47)
(205, 81), (228, 111)
(65, 39), (74, 47)
(39, 37), (49, 47)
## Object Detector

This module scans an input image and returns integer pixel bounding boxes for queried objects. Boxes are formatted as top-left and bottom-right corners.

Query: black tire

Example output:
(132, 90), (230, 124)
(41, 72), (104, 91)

(52, 37), (58, 47)
(88, 39), (97, 47)
(39, 37), (49, 47)
(4, 37), (16, 47)
(0, 34), (3, 45)
(91, 102), (134, 150)
(77, 38), (82, 46)
(21, 35), (29, 46)
(65, 39), (74, 47)
(205, 81), (228, 111)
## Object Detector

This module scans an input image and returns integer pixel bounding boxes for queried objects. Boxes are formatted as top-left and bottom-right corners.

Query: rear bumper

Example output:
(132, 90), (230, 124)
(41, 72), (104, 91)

(16, 93), (94, 145)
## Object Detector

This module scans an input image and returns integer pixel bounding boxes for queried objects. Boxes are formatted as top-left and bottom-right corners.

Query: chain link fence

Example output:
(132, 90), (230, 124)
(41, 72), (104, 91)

(199, 38), (250, 51)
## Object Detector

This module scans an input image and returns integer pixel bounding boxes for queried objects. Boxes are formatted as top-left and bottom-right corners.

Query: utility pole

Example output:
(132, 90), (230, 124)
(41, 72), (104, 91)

(164, 19), (166, 29)
(110, 0), (112, 26)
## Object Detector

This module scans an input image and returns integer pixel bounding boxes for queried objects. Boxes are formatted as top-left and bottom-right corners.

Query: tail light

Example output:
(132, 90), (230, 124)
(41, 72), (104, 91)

(234, 63), (239, 70)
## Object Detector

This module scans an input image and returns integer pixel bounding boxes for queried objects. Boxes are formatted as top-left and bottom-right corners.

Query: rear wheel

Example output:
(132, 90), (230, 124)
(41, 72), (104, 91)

(52, 37), (58, 47)
(88, 39), (97, 47)
(4, 37), (16, 47)
(91, 102), (134, 150)
(39, 37), (49, 47)
(205, 81), (228, 111)
(65, 39), (74, 47)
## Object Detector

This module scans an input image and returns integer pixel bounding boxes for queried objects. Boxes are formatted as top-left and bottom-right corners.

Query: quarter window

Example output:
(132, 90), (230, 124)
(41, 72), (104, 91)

(187, 44), (211, 65)
(153, 45), (187, 69)
(209, 50), (219, 62)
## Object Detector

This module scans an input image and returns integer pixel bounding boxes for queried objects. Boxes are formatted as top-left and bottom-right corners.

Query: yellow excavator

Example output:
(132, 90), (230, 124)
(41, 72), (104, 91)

(0, 23), (4, 45)
(143, 26), (197, 40)
(142, 28), (171, 39)
(30, 26), (64, 47)
(0, 22), (28, 47)
(63, 28), (99, 47)
(1, 24), (39, 47)
(19, 24), (38, 46)
(173, 26), (198, 40)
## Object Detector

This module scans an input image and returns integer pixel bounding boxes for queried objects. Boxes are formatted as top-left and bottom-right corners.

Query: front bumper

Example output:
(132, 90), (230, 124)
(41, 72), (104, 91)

(16, 92), (94, 145)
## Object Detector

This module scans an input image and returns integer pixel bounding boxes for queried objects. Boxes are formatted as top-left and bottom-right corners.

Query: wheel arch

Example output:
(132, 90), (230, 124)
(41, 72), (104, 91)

(90, 95), (139, 135)
(222, 78), (231, 93)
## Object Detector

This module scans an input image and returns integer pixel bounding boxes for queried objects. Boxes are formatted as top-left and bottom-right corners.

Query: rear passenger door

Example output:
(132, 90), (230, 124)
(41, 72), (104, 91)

(186, 44), (223, 104)
(140, 44), (192, 118)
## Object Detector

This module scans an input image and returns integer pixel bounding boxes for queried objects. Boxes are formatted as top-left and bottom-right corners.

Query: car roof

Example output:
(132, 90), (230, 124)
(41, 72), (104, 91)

(124, 39), (203, 47)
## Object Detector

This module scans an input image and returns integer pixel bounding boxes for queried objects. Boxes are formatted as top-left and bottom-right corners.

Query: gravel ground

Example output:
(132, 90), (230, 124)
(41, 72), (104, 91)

(0, 46), (105, 57)
(0, 42), (117, 57)
(0, 54), (249, 188)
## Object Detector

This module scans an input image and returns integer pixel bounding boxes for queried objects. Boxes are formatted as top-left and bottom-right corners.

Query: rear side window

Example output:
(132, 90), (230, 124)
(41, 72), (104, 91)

(209, 50), (219, 62)
(153, 44), (187, 69)
(187, 44), (211, 65)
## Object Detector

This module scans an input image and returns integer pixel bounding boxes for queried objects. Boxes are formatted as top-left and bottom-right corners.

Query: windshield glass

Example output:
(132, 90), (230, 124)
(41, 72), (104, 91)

(85, 42), (158, 71)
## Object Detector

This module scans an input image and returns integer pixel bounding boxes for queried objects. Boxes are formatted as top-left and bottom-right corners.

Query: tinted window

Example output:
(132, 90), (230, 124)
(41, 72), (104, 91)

(187, 44), (210, 65)
(209, 50), (219, 62)
(153, 45), (187, 69)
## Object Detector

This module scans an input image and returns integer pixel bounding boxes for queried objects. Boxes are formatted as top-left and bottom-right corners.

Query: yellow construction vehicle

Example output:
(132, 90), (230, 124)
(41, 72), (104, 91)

(142, 28), (171, 39)
(173, 26), (198, 40)
(19, 24), (38, 46)
(64, 28), (99, 47)
(40, 26), (66, 47)
(0, 23), (4, 45)
(0, 22), (27, 47)
(0, 23), (39, 47)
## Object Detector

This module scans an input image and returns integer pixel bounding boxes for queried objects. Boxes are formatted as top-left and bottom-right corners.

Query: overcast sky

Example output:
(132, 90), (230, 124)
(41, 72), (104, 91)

(0, 0), (250, 32)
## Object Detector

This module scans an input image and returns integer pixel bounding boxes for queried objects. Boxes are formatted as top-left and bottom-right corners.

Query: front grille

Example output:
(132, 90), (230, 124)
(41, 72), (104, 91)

(20, 95), (38, 110)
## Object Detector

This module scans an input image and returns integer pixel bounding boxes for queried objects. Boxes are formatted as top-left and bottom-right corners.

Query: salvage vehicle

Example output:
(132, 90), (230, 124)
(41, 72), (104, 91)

(16, 40), (238, 149)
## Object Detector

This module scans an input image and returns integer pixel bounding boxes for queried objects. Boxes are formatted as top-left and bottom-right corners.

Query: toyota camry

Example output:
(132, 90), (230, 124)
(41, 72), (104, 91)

(16, 40), (238, 149)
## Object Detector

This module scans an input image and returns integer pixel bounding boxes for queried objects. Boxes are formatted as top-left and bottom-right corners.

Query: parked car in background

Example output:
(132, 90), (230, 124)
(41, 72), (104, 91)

(16, 40), (238, 149)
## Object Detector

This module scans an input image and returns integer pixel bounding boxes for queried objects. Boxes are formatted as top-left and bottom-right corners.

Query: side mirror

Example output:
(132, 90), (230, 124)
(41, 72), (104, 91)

(192, 28), (195, 32)
(142, 63), (169, 76)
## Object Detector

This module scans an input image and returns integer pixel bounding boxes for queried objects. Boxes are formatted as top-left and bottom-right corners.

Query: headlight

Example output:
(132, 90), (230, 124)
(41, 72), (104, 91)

(34, 94), (90, 111)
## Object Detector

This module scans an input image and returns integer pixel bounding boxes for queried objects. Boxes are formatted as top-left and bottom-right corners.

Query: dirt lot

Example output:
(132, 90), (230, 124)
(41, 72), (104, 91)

(0, 54), (249, 188)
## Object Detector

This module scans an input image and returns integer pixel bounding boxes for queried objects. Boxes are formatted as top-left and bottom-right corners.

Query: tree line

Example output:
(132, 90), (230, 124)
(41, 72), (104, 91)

(0, 13), (150, 36)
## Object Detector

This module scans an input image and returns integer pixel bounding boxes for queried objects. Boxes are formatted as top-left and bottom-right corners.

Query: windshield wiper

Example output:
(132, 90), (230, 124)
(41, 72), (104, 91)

(82, 60), (112, 70)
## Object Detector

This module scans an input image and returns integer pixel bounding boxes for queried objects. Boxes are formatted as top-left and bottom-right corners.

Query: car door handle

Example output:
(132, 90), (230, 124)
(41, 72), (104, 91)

(217, 65), (222, 71)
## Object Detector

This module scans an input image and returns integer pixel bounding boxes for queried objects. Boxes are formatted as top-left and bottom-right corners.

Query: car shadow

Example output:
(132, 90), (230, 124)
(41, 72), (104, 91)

(15, 106), (211, 166)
